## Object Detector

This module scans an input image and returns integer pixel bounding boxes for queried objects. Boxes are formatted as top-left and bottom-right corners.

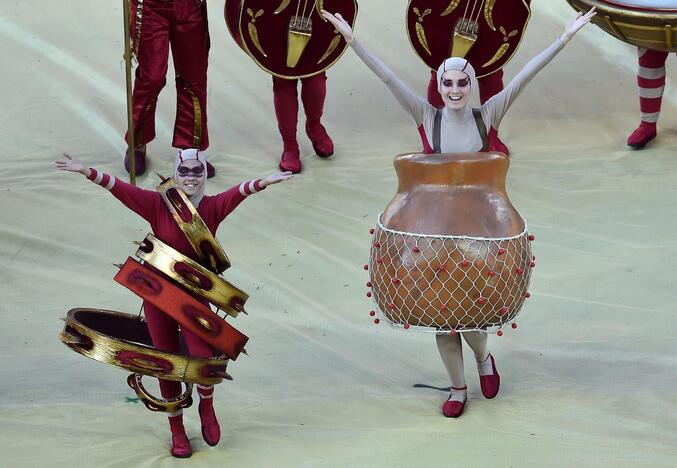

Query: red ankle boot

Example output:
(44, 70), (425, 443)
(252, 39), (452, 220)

(168, 414), (192, 458)
(199, 399), (221, 446)
(279, 146), (302, 173)
(124, 146), (146, 175)
(627, 122), (657, 148)
(478, 354), (501, 399)
(306, 123), (334, 158)
(171, 433), (192, 458)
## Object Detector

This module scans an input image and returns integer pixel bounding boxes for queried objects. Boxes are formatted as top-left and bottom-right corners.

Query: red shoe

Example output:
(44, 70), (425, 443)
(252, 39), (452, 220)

(306, 123), (334, 158)
(488, 127), (509, 156)
(627, 122), (657, 148)
(279, 147), (302, 173)
(206, 161), (216, 178)
(124, 146), (146, 176)
(199, 400), (221, 447)
(441, 386), (467, 418)
(442, 399), (466, 418)
(478, 354), (500, 399)
(170, 432), (192, 458)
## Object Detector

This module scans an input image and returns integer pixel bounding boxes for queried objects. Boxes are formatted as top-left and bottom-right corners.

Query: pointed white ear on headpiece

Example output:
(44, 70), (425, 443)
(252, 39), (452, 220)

(436, 57), (477, 93)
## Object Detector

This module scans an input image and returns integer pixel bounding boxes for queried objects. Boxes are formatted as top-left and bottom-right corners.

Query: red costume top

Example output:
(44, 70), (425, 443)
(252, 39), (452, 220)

(86, 169), (264, 259)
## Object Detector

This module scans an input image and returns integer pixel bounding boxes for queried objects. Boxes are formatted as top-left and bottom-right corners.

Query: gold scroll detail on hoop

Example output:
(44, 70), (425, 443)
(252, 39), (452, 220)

(134, 234), (248, 317)
(127, 373), (193, 413)
(59, 308), (230, 386)
(156, 177), (231, 274)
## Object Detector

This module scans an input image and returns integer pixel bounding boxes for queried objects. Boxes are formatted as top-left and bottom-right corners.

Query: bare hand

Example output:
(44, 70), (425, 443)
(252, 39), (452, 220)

(54, 153), (88, 175)
(321, 10), (354, 44)
(260, 171), (294, 188)
(560, 7), (596, 43)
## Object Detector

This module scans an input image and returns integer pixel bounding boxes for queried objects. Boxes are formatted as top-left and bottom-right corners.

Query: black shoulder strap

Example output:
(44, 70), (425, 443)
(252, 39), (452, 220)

(433, 108), (442, 154)
(472, 108), (488, 152)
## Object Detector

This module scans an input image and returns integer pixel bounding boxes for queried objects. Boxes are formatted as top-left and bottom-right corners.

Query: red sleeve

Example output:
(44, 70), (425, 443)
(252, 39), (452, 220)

(212, 179), (265, 223)
(86, 168), (161, 223)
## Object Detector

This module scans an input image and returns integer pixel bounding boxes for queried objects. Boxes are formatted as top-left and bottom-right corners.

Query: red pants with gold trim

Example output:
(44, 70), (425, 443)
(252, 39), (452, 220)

(272, 73), (327, 150)
(427, 69), (504, 108)
(127, 0), (209, 150)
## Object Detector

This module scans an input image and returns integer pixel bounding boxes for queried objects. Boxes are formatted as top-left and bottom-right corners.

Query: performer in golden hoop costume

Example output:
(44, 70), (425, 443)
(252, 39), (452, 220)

(323, 7), (596, 418)
(55, 150), (292, 457)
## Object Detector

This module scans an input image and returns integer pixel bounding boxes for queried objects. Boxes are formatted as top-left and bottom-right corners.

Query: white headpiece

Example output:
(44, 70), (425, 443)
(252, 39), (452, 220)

(436, 57), (477, 93)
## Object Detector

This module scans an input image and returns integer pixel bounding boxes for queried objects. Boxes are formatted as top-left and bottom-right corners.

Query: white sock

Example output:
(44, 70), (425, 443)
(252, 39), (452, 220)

(448, 386), (467, 403)
(477, 354), (494, 376)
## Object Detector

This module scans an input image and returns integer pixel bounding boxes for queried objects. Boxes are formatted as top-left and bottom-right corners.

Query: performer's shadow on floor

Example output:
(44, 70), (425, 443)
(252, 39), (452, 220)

(413, 383), (451, 392)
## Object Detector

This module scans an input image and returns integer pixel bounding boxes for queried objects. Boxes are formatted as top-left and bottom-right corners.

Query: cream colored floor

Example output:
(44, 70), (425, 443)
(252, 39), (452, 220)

(2, 1), (677, 467)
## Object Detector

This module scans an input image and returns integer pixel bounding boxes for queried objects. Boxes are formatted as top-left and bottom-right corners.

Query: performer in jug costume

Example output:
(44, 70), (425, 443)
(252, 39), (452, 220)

(323, 8), (595, 417)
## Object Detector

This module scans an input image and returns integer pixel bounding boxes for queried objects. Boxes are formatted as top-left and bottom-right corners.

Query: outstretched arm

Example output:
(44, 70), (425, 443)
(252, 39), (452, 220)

(55, 153), (160, 223)
(211, 171), (294, 223)
(322, 10), (431, 126)
(483, 8), (596, 128)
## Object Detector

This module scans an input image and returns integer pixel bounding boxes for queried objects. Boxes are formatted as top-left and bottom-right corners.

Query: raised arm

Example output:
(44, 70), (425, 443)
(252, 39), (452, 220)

(55, 153), (161, 223)
(322, 10), (431, 126)
(483, 8), (596, 128)
(211, 171), (293, 223)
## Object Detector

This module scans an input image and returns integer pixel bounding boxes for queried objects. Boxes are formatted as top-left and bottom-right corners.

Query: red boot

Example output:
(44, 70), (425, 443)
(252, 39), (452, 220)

(198, 386), (221, 446)
(124, 145), (147, 176)
(279, 145), (302, 173)
(441, 385), (467, 418)
(627, 122), (657, 148)
(488, 127), (509, 155)
(478, 354), (501, 399)
(306, 123), (334, 158)
(168, 414), (192, 458)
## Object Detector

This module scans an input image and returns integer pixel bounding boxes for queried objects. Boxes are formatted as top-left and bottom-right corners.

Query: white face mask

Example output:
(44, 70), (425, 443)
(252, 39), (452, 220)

(174, 149), (208, 207)
(439, 70), (472, 110)
(175, 161), (205, 197)
(436, 57), (477, 110)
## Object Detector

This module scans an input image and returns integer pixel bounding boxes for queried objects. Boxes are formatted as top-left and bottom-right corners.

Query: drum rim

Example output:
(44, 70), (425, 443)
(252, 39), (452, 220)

(596, 0), (677, 13)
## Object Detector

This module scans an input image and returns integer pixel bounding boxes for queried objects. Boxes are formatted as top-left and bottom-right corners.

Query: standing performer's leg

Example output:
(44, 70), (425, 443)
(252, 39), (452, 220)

(436, 334), (468, 418)
(170, 0), (213, 175)
(125, 0), (172, 175)
(462, 331), (500, 399)
(182, 327), (221, 446)
(143, 303), (192, 458)
(478, 70), (509, 155)
(628, 48), (669, 148)
(273, 77), (302, 173)
(301, 72), (334, 157)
